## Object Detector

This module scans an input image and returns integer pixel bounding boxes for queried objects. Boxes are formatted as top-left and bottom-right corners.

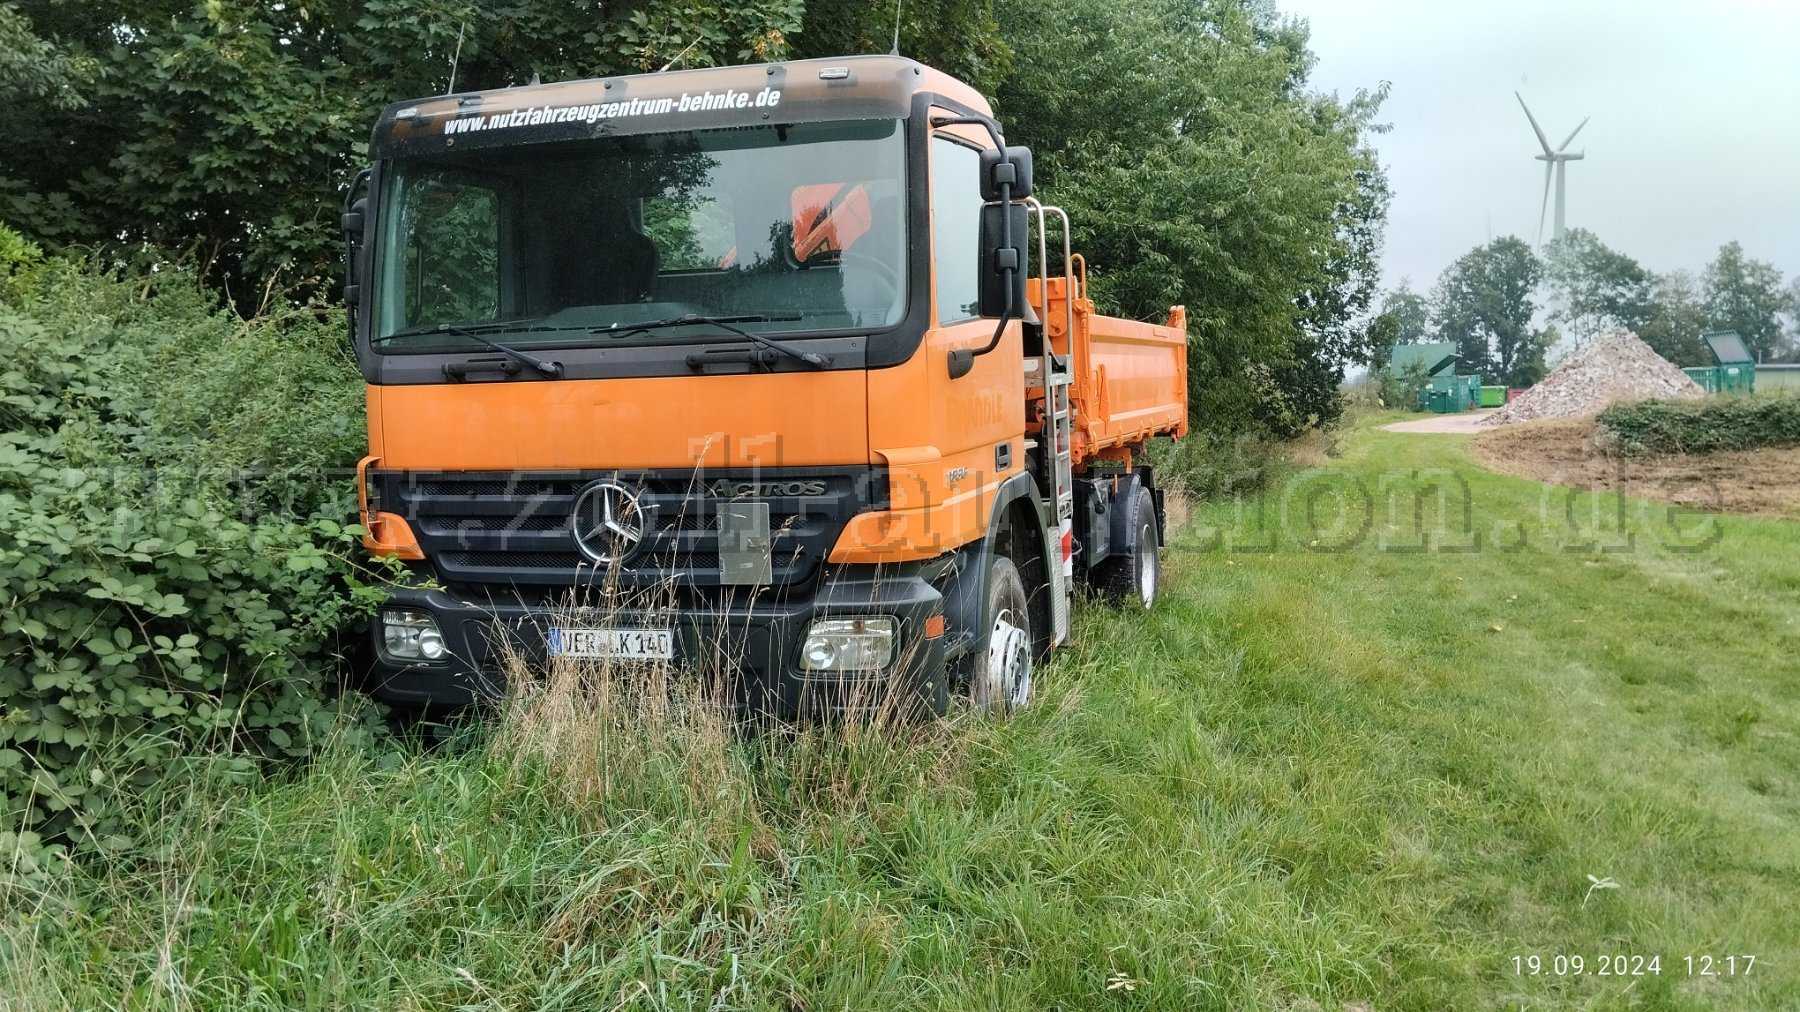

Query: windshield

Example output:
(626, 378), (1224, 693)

(372, 119), (907, 349)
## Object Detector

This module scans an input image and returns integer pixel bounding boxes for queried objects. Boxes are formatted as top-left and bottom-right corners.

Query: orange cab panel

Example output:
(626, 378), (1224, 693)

(369, 371), (870, 470)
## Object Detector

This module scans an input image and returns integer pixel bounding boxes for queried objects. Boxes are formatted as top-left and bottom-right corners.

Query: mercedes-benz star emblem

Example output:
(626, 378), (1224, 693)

(571, 481), (647, 564)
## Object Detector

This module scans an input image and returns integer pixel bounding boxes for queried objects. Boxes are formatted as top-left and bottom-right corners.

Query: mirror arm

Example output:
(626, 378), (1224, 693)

(933, 116), (1018, 380)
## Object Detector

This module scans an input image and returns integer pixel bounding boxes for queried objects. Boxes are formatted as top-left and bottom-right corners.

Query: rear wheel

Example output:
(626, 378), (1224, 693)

(1096, 487), (1160, 609)
(965, 555), (1033, 713)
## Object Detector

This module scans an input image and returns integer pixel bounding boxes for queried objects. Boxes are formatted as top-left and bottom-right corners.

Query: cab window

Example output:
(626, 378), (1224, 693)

(384, 172), (504, 333)
(930, 137), (984, 325)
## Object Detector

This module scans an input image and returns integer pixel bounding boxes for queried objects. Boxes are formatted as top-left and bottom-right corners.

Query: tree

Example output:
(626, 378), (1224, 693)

(1543, 228), (1654, 344)
(993, 0), (1390, 435)
(789, 0), (1012, 95)
(0, 2), (91, 109)
(3, 0), (1382, 438)
(1702, 241), (1785, 362)
(1377, 359), (1429, 412)
(1636, 270), (1709, 367)
(1382, 281), (1434, 344)
(2, 0), (806, 305)
(1366, 280), (1432, 369)
(1431, 236), (1547, 386)
(1781, 276), (1800, 363)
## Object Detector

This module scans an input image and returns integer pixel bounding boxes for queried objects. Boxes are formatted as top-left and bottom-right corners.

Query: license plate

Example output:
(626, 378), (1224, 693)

(546, 627), (674, 660)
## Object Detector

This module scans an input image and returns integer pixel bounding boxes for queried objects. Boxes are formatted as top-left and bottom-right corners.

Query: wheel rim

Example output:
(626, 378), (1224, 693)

(1137, 520), (1157, 605)
(979, 607), (1032, 709)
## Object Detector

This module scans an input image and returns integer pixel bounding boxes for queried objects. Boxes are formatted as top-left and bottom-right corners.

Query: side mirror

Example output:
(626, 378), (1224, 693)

(977, 144), (1035, 322)
(341, 167), (371, 343)
(980, 145), (1034, 202)
(341, 196), (367, 308)
(935, 124), (1035, 379)
(978, 202), (1033, 323)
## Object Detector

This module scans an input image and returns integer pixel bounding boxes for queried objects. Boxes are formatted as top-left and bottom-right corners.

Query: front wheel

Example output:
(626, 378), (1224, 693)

(964, 555), (1034, 713)
(1096, 487), (1160, 609)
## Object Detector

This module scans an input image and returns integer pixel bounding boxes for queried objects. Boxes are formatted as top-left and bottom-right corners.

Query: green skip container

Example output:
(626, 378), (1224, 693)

(1478, 385), (1507, 408)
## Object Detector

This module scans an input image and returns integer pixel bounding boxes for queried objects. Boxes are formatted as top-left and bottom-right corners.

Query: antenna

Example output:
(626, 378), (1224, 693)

(890, 0), (904, 56)
(658, 37), (701, 73)
(446, 21), (466, 94)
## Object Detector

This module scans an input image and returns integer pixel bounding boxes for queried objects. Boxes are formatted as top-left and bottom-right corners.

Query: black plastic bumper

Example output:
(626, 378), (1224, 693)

(364, 565), (950, 716)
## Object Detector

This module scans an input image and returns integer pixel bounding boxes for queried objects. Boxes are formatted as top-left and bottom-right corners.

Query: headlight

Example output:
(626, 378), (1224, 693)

(381, 608), (447, 662)
(799, 617), (896, 672)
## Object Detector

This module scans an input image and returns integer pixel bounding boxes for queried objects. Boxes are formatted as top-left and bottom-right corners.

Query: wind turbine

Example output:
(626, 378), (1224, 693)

(1515, 92), (1588, 246)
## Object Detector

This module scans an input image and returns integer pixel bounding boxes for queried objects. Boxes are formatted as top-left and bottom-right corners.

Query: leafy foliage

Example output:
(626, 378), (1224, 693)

(993, 0), (1389, 437)
(1636, 270), (1710, 367)
(0, 220), (44, 302)
(2, 0), (804, 308)
(0, 2), (92, 109)
(1702, 240), (1786, 362)
(4, 0), (1380, 436)
(1378, 360), (1431, 412)
(1369, 282), (1433, 369)
(0, 243), (382, 871)
(1432, 236), (1548, 387)
(1543, 228), (1654, 345)
(790, 0), (1012, 94)
(1783, 277), (1800, 363)
(1597, 394), (1800, 457)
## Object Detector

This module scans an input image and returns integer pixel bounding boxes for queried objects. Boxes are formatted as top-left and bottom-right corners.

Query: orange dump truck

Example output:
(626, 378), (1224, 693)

(341, 55), (1186, 713)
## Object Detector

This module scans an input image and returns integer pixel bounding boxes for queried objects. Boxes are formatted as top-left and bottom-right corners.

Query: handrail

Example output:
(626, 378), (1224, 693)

(1044, 205), (1074, 373)
(1023, 197), (1051, 333)
(1023, 201), (1078, 379)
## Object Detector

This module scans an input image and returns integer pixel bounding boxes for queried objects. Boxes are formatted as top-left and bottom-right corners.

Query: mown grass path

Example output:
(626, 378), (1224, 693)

(8, 416), (1797, 1010)
(1064, 416), (1799, 1009)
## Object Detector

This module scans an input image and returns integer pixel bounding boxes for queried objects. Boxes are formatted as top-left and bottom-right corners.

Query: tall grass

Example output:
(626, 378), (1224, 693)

(1, 584), (999, 1009)
(7, 417), (1797, 1009)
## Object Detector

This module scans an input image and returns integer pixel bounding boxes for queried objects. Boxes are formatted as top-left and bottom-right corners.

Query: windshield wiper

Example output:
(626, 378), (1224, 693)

(595, 314), (828, 369)
(377, 323), (564, 378)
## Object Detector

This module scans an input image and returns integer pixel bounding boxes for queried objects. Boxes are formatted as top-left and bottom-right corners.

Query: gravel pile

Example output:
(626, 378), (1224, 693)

(1481, 330), (1703, 425)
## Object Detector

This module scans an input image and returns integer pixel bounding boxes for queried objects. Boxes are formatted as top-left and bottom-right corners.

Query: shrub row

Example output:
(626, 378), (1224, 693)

(1, 233), (384, 872)
(1597, 395), (1800, 457)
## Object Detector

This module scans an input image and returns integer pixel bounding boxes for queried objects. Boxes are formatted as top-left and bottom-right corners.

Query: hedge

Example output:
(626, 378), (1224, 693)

(1597, 395), (1800, 457)
(1, 234), (386, 875)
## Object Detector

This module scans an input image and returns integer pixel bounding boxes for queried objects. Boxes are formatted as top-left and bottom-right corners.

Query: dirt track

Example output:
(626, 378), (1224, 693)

(1472, 419), (1800, 519)
(1380, 410), (1500, 434)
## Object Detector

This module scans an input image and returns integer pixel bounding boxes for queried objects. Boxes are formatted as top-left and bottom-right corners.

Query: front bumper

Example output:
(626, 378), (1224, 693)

(365, 565), (950, 715)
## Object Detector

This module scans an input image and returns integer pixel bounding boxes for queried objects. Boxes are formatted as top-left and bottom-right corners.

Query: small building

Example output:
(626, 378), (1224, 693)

(1755, 364), (1800, 391)
(1385, 342), (1484, 413)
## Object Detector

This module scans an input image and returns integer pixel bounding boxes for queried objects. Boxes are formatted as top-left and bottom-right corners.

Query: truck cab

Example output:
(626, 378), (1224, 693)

(345, 55), (1184, 714)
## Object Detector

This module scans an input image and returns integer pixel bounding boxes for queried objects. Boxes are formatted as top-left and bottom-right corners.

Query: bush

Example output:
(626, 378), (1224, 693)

(1378, 362), (1431, 413)
(1147, 429), (1293, 503)
(0, 249), (383, 872)
(0, 224), (44, 302)
(1596, 394), (1800, 456)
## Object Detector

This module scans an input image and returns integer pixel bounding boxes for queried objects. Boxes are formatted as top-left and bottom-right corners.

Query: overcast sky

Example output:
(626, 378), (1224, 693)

(1280, 0), (1800, 295)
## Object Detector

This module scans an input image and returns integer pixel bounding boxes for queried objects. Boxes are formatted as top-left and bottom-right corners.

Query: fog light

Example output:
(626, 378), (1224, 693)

(799, 617), (896, 672)
(381, 608), (447, 662)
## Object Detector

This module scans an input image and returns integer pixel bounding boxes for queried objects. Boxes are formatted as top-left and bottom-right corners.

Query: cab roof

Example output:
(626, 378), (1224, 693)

(370, 55), (995, 158)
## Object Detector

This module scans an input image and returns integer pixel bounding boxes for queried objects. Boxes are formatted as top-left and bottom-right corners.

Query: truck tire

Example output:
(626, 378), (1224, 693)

(1096, 486), (1160, 609)
(965, 555), (1034, 713)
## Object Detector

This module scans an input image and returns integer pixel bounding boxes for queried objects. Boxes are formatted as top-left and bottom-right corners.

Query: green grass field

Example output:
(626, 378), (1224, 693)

(6, 416), (1798, 1010)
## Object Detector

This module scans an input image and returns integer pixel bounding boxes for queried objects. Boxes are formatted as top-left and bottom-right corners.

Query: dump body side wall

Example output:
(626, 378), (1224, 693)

(1027, 276), (1187, 469)
(1075, 309), (1188, 462)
